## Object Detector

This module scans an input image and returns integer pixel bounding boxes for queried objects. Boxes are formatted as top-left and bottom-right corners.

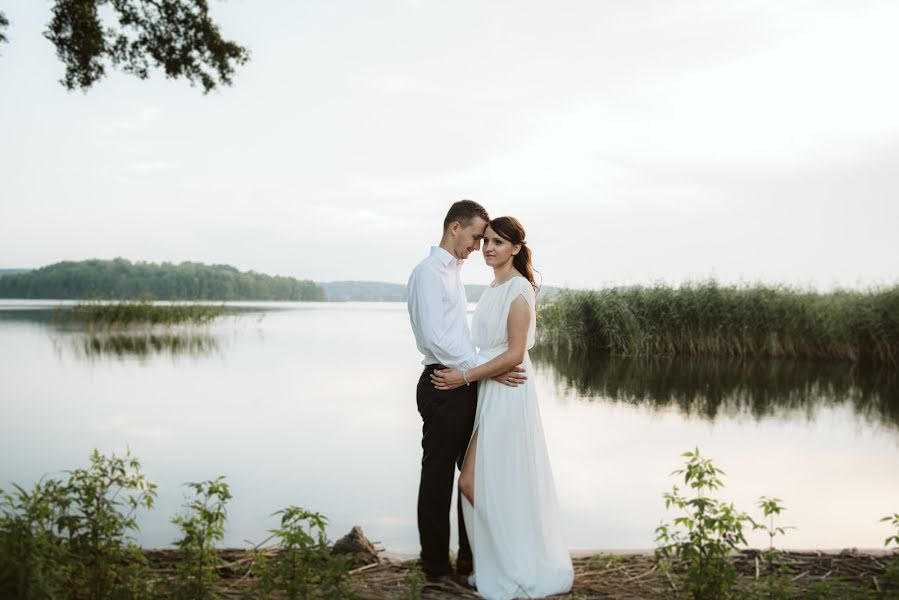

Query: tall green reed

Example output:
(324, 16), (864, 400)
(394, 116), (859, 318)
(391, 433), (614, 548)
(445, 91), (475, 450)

(60, 300), (228, 328)
(538, 282), (899, 365)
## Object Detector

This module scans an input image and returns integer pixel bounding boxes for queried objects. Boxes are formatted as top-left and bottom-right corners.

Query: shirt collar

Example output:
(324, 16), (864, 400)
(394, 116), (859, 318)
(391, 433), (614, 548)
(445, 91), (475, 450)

(430, 246), (463, 268)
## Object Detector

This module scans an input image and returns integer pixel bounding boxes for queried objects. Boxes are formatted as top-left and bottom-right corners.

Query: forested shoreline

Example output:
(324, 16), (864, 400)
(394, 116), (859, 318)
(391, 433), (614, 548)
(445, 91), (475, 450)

(0, 259), (324, 301)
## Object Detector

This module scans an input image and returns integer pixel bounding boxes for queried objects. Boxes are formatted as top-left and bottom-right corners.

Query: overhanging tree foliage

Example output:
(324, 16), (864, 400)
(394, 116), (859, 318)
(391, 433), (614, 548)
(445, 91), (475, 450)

(0, 12), (8, 46)
(1, 1), (248, 92)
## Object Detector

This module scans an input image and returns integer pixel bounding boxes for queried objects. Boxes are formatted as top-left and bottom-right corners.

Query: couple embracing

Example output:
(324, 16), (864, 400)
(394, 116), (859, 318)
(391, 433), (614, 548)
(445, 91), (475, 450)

(407, 200), (574, 599)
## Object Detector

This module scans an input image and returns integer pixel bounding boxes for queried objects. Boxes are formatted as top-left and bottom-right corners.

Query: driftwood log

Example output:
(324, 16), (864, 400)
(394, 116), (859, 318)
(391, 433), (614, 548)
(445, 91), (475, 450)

(331, 524), (381, 567)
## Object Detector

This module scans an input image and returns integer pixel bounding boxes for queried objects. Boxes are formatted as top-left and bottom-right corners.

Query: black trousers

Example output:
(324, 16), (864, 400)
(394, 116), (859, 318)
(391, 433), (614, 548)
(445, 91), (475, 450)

(416, 364), (478, 576)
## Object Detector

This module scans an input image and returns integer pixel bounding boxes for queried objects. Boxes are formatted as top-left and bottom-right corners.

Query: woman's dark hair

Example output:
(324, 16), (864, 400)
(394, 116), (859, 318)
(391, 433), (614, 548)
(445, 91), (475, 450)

(489, 216), (539, 293)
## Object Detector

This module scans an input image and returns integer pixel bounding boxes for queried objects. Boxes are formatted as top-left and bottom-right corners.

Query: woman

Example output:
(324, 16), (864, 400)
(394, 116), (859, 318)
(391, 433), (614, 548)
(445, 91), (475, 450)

(431, 216), (574, 599)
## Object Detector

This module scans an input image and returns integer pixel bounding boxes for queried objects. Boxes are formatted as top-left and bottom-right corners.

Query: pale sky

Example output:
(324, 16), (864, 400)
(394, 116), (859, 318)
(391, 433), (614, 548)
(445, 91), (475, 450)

(1, 0), (897, 290)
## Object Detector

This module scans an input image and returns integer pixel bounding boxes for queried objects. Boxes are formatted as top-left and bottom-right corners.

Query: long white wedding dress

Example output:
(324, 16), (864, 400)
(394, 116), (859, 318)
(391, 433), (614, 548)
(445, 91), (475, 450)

(460, 276), (574, 600)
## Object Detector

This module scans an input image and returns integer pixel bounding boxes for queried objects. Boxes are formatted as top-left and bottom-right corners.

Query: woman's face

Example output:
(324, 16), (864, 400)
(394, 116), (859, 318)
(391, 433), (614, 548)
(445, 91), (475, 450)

(482, 225), (521, 268)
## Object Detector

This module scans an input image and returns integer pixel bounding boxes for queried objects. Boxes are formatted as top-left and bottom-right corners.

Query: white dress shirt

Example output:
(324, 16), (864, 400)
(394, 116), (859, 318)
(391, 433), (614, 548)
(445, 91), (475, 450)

(407, 246), (478, 371)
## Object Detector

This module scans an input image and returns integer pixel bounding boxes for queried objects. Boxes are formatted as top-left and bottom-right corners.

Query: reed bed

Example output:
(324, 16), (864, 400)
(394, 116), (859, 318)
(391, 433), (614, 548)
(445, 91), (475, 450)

(538, 282), (899, 365)
(61, 300), (229, 327)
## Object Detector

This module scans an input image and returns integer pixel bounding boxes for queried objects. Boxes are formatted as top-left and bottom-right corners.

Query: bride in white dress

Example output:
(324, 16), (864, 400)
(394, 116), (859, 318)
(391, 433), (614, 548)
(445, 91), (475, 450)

(432, 216), (574, 600)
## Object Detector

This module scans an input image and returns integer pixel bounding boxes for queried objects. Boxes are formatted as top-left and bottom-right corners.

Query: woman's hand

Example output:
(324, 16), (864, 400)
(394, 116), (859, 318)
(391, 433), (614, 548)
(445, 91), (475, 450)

(431, 368), (466, 390)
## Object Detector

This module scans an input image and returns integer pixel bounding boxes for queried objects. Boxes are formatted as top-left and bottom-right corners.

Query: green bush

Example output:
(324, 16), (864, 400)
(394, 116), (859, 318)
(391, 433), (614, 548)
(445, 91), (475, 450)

(655, 448), (753, 599)
(0, 449), (158, 600)
(0, 479), (70, 599)
(882, 513), (899, 597)
(739, 497), (795, 599)
(250, 506), (352, 599)
(170, 477), (231, 600)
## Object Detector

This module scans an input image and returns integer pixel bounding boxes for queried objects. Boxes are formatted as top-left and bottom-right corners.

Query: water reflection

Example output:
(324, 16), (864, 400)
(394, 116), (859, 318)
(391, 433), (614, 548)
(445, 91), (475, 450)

(532, 348), (899, 430)
(56, 331), (221, 362)
(2, 301), (898, 550)
(0, 307), (224, 361)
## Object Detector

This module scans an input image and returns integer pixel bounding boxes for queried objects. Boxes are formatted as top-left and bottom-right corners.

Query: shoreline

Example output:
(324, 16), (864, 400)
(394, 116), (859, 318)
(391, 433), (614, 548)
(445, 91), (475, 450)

(377, 547), (898, 560)
(138, 544), (898, 598)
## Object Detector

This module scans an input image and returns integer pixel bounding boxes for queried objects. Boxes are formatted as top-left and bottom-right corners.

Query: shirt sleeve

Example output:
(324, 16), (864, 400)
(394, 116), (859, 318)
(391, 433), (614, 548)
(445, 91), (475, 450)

(408, 266), (478, 370)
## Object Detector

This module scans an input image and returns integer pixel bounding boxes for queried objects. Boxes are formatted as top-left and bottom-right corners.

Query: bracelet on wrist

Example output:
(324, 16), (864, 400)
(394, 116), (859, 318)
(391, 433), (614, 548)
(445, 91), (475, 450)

(463, 370), (470, 386)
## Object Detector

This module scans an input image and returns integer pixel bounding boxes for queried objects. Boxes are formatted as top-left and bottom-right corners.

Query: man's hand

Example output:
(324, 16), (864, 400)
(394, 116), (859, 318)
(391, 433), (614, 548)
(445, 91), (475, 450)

(493, 365), (527, 387)
(431, 368), (466, 391)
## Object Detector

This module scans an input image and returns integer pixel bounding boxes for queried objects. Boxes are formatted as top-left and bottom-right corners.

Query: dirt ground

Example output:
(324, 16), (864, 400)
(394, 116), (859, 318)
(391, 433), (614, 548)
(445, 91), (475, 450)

(145, 545), (898, 599)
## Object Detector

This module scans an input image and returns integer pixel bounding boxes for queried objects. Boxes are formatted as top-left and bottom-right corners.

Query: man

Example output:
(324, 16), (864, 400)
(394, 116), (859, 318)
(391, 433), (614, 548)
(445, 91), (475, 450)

(407, 200), (526, 584)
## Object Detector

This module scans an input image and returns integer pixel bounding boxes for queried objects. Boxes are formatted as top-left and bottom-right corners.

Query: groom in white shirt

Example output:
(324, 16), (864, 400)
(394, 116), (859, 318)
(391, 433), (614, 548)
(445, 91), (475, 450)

(407, 200), (525, 584)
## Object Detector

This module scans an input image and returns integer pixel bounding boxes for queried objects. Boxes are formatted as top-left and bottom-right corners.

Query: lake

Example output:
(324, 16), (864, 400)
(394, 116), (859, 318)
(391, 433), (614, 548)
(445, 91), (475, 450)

(1, 300), (897, 553)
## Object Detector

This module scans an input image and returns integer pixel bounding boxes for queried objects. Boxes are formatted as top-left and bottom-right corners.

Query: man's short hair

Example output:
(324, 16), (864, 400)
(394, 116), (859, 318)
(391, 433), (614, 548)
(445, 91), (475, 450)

(443, 200), (490, 231)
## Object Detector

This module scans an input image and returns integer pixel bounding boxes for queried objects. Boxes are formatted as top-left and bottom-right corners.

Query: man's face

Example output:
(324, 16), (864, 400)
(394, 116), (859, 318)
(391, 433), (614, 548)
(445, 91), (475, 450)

(453, 217), (489, 260)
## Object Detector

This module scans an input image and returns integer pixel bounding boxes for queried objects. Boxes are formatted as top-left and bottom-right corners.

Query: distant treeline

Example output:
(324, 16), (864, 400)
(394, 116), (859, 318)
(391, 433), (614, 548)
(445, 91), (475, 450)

(0, 259), (324, 301)
(538, 282), (899, 365)
(0, 269), (30, 278)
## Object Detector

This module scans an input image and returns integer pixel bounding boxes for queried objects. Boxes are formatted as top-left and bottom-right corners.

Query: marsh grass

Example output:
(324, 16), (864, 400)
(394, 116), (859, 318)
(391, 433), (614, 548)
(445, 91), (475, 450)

(58, 300), (229, 328)
(43, 300), (244, 362)
(538, 282), (899, 365)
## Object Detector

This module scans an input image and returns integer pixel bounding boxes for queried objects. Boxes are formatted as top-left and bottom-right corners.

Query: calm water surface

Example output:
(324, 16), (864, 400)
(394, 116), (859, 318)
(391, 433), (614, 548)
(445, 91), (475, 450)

(1, 300), (897, 552)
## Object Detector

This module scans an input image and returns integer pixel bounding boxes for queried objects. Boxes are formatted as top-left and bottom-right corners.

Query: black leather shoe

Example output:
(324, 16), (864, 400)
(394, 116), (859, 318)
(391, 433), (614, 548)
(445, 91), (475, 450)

(454, 573), (475, 590)
(455, 559), (473, 576)
(424, 573), (473, 590)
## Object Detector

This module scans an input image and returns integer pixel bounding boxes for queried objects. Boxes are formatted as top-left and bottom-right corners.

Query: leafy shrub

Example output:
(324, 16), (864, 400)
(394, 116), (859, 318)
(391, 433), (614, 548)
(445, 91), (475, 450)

(655, 448), (753, 599)
(739, 497), (795, 599)
(0, 479), (69, 599)
(882, 513), (899, 596)
(170, 477), (231, 600)
(59, 449), (157, 599)
(0, 449), (157, 600)
(250, 505), (352, 599)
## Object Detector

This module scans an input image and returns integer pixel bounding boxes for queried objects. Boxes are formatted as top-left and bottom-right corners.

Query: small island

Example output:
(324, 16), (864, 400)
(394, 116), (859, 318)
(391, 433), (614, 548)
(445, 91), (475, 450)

(0, 258), (324, 301)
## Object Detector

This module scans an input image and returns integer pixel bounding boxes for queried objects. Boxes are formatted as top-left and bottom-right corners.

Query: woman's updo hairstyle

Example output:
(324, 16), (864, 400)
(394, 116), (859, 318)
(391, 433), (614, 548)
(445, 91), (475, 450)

(489, 216), (539, 293)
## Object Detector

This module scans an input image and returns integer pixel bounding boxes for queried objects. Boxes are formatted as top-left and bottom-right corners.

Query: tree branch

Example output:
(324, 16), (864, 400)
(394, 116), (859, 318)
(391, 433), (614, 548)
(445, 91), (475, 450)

(43, 0), (248, 93)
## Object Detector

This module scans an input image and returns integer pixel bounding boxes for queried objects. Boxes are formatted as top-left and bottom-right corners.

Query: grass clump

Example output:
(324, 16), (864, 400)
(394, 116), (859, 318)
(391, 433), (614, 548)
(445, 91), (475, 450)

(539, 281), (899, 365)
(64, 300), (228, 328)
